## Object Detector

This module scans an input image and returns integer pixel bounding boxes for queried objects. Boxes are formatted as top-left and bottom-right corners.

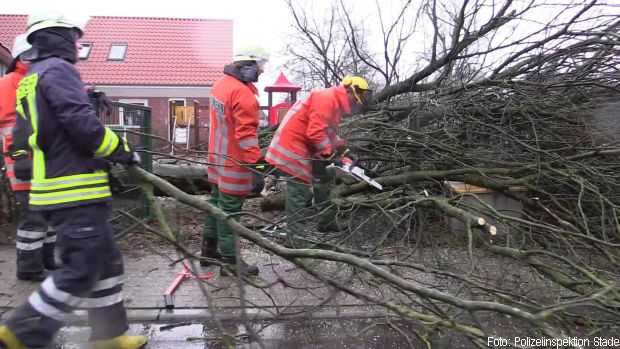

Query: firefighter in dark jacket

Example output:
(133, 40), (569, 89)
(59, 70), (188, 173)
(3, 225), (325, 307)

(0, 11), (147, 349)
(0, 34), (57, 282)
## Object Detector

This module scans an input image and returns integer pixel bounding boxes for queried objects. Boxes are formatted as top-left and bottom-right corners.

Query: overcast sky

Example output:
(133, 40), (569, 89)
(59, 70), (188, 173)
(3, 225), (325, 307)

(3, 0), (615, 105)
(0, 0), (448, 98)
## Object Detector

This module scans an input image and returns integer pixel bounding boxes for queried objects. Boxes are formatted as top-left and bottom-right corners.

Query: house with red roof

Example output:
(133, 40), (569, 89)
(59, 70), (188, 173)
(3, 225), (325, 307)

(0, 14), (232, 145)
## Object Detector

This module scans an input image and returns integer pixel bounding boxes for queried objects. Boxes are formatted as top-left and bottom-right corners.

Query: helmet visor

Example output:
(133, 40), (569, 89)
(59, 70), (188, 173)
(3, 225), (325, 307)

(356, 88), (373, 105)
(256, 59), (268, 71)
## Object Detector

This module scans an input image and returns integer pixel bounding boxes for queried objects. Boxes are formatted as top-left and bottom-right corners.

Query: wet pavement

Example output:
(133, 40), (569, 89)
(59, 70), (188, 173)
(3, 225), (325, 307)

(0, 230), (576, 348)
(56, 319), (422, 348)
(1, 241), (426, 315)
(0, 243), (429, 348)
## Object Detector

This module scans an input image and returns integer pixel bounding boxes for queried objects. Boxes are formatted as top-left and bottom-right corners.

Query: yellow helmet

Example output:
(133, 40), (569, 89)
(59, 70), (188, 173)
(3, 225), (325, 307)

(26, 11), (90, 42)
(341, 76), (372, 105)
(342, 76), (369, 90)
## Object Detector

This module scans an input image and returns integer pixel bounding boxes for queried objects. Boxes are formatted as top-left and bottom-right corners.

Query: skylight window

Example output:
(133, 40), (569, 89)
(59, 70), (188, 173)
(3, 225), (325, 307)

(108, 44), (127, 61)
(79, 43), (92, 60)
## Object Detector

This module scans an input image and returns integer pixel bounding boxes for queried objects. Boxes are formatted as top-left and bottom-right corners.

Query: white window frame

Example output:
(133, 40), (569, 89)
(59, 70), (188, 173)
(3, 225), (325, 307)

(108, 43), (128, 61)
(79, 43), (93, 60)
(117, 99), (148, 129)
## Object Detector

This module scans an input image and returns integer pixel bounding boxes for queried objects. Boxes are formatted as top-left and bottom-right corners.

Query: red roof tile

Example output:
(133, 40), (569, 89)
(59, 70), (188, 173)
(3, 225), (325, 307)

(0, 14), (231, 86)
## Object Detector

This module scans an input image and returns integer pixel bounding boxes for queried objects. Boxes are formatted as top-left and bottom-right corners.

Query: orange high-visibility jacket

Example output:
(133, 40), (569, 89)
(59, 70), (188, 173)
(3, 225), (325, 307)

(0, 61), (30, 192)
(266, 86), (350, 184)
(207, 74), (261, 195)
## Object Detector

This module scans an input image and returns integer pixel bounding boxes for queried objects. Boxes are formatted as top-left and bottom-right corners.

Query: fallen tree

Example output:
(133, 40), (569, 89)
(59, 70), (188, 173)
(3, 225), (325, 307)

(130, 157), (619, 347)
(1, 0), (618, 346)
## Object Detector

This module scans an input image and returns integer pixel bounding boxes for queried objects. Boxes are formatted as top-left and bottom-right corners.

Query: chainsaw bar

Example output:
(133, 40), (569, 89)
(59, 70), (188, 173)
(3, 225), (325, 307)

(327, 162), (383, 190)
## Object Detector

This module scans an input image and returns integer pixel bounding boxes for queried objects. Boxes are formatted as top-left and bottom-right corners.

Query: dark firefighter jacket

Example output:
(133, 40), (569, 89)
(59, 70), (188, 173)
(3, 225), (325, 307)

(13, 57), (130, 211)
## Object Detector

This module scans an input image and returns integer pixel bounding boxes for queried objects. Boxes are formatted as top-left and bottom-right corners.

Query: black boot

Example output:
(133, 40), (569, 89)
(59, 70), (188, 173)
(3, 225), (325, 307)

(17, 271), (48, 282)
(43, 243), (58, 271)
(200, 238), (222, 266)
(220, 256), (259, 276)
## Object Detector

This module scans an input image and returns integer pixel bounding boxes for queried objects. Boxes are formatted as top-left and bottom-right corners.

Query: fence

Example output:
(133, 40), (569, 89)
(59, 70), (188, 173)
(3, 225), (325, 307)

(97, 101), (153, 236)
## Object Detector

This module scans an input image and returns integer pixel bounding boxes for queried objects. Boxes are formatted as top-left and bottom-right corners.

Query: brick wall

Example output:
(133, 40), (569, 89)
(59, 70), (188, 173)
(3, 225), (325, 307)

(108, 96), (211, 149)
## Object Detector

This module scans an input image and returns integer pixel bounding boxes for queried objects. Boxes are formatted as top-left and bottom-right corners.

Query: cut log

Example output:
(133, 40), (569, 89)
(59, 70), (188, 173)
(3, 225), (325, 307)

(260, 192), (286, 211)
(150, 162), (211, 195)
(153, 163), (207, 179)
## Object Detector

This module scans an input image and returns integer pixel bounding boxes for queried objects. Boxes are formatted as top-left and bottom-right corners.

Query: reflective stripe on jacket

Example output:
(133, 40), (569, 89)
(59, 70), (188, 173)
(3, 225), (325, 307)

(0, 61), (31, 191)
(14, 57), (123, 210)
(207, 74), (261, 196)
(266, 86), (350, 184)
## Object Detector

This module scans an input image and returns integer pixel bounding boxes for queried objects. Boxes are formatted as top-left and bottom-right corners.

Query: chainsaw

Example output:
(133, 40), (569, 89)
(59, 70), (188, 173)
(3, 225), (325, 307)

(327, 157), (383, 190)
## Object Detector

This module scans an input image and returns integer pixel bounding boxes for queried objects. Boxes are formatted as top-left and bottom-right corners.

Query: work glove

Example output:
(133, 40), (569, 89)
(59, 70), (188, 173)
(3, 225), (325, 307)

(107, 137), (141, 168)
(87, 87), (113, 117)
(10, 151), (32, 180)
(108, 171), (124, 195)
(93, 157), (124, 194)
(251, 171), (265, 195)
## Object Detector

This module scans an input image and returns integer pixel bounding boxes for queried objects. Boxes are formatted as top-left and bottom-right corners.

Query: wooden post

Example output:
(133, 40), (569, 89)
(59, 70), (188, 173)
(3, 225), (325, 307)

(193, 100), (200, 148)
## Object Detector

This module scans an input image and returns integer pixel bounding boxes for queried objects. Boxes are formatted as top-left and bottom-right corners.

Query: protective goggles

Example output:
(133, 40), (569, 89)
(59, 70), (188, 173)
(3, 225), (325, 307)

(256, 59), (268, 71)
(354, 87), (373, 105)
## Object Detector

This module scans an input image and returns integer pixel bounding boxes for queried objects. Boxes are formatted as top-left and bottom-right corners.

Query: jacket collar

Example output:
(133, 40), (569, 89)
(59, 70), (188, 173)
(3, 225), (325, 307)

(10, 61), (29, 89)
(244, 81), (258, 95)
(14, 61), (28, 75)
(223, 64), (259, 96)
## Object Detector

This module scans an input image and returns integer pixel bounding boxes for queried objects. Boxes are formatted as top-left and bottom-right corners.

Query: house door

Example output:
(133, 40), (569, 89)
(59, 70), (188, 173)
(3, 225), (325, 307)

(168, 99), (186, 142)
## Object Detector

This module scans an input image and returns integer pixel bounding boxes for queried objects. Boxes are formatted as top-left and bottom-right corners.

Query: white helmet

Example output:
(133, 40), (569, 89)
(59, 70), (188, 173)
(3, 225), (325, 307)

(11, 34), (32, 59)
(26, 11), (90, 42)
(233, 45), (269, 68)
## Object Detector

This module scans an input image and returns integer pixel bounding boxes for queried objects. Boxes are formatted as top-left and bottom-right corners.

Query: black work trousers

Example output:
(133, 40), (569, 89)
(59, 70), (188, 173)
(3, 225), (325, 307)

(6, 202), (128, 347)
(14, 191), (56, 275)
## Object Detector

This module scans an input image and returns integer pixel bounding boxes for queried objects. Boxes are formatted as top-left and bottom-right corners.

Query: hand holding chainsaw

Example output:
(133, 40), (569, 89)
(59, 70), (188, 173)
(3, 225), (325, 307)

(327, 156), (382, 190)
(335, 146), (360, 167)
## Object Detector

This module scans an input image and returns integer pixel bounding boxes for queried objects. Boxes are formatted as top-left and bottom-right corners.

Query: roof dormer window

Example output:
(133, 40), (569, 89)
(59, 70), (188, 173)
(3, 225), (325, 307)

(108, 43), (127, 61)
(79, 43), (92, 60)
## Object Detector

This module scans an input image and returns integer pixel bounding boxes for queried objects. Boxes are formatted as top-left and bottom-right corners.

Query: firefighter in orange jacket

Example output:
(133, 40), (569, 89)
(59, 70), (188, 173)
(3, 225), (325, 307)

(266, 76), (372, 244)
(0, 34), (56, 281)
(201, 46), (268, 276)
